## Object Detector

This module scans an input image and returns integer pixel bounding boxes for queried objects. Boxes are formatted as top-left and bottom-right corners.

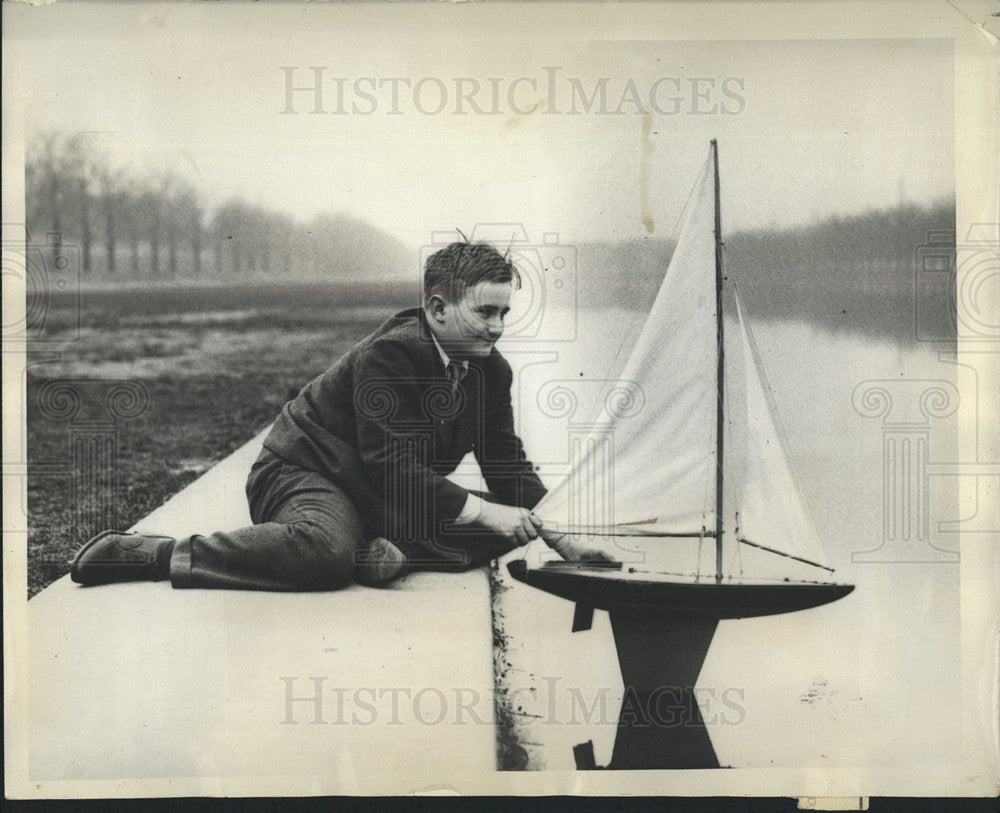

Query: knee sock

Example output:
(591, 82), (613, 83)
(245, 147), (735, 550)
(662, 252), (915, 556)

(355, 537), (408, 586)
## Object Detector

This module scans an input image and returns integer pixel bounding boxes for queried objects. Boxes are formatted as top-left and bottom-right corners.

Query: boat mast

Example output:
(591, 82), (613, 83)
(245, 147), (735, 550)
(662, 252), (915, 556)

(712, 139), (725, 584)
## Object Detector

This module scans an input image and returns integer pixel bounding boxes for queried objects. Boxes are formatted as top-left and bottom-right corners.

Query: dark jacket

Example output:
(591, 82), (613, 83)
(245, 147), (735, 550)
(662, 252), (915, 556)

(260, 308), (547, 540)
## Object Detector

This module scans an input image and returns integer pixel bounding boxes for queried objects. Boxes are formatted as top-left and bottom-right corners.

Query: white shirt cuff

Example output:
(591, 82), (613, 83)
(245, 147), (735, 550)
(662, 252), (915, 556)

(455, 493), (485, 525)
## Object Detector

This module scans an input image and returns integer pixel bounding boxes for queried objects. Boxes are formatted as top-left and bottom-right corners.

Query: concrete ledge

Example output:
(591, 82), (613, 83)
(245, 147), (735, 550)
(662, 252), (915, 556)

(27, 430), (497, 788)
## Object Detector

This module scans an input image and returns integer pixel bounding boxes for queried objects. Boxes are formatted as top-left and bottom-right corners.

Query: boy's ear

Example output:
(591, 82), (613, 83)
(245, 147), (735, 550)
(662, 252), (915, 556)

(426, 294), (448, 322)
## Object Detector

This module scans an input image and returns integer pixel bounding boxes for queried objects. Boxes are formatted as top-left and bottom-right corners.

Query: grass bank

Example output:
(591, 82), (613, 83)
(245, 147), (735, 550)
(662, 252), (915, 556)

(25, 286), (409, 597)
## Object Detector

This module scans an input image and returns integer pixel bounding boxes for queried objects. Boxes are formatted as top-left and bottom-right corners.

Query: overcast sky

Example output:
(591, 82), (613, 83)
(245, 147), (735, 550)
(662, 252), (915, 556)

(7, 3), (955, 249)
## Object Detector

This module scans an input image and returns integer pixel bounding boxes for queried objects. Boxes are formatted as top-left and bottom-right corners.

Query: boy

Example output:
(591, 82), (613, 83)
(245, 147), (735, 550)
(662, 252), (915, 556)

(71, 240), (602, 590)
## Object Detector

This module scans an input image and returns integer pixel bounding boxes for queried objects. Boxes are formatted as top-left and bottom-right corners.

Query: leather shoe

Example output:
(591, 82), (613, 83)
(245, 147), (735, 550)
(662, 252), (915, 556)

(70, 530), (176, 586)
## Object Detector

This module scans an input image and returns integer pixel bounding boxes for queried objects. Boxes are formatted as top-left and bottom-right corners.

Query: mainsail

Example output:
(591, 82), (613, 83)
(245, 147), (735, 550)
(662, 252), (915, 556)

(531, 142), (833, 580)
(534, 152), (719, 538)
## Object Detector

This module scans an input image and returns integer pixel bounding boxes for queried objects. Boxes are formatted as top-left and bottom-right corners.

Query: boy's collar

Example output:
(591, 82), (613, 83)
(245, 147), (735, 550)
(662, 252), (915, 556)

(429, 331), (468, 372)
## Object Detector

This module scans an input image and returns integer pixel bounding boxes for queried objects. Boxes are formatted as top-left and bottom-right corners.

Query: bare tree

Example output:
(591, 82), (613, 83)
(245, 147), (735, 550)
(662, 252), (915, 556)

(61, 134), (100, 277)
(26, 132), (68, 256)
(189, 194), (205, 278)
(211, 209), (225, 278)
(95, 164), (127, 277)
(134, 179), (165, 279)
(271, 211), (295, 277)
(160, 177), (205, 280)
(211, 200), (250, 280)
(123, 176), (145, 277)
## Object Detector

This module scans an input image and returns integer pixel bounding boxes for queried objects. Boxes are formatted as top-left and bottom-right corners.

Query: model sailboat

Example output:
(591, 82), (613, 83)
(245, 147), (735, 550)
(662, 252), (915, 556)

(507, 140), (854, 770)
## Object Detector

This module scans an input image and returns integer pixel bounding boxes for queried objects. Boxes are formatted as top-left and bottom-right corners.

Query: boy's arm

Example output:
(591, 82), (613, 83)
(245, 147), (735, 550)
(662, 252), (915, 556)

(354, 342), (542, 551)
(474, 362), (548, 510)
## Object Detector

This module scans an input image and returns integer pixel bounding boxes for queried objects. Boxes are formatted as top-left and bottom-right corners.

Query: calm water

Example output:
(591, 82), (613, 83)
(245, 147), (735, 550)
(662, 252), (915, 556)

(497, 307), (961, 769)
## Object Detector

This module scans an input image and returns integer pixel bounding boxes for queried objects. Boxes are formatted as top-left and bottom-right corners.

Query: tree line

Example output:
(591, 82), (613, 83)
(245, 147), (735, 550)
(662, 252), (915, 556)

(27, 128), (954, 310)
(726, 200), (955, 286)
(25, 130), (412, 283)
(576, 198), (955, 340)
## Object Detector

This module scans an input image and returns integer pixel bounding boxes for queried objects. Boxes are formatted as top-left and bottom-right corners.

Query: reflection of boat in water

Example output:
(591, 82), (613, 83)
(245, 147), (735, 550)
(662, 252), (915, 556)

(508, 140), (854, 770)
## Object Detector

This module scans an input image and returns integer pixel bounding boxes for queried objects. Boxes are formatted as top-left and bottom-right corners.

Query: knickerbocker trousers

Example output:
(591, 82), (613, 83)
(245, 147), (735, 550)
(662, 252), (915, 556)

(168, 449), (514, 591)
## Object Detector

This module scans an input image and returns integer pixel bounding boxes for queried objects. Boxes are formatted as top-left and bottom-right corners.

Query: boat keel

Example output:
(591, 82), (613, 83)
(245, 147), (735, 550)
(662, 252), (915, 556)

(576, 611), (721, 770)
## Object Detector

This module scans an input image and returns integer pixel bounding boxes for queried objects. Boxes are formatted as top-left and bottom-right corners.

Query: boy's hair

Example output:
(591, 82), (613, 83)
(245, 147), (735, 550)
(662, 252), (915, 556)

(423, 241), (522, 305)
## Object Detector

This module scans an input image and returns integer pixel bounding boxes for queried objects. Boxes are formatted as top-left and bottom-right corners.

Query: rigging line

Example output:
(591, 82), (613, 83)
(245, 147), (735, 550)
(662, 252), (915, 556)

(735, 511), (744, 579)
(726, 276), (750, 550)
(727, 535), (745, 580)
(555, 529), (719, 538)
(726, 523), (743, 579)
(696, 525), (706, 583)
(700, 367), (716, 529)
(737, 537), (835, 573)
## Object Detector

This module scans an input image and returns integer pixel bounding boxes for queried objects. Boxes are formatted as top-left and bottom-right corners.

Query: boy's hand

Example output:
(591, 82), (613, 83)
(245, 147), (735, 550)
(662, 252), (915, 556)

(540, 528), (618, 564)
(474, 503), (543, 547)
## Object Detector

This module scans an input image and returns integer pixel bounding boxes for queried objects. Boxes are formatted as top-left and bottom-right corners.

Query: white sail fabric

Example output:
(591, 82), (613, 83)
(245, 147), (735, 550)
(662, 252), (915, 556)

(720, 304), (748, 572)
(733, 288), (829, 569)
(535, 151), (719, 535)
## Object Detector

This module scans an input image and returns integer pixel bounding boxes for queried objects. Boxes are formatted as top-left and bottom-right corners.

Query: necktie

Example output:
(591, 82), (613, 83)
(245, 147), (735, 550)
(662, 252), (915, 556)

(446, 361), (467, 396)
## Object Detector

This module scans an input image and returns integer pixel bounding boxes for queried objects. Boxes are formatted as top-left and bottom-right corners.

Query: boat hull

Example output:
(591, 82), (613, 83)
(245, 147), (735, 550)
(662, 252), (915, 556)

(507, 559), (854, 620)
(505, 559), (855, 769)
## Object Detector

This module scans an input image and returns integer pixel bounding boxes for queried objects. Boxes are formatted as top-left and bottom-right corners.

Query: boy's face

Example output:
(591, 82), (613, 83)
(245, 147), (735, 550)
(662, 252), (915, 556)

(429, 280), (513, 359)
